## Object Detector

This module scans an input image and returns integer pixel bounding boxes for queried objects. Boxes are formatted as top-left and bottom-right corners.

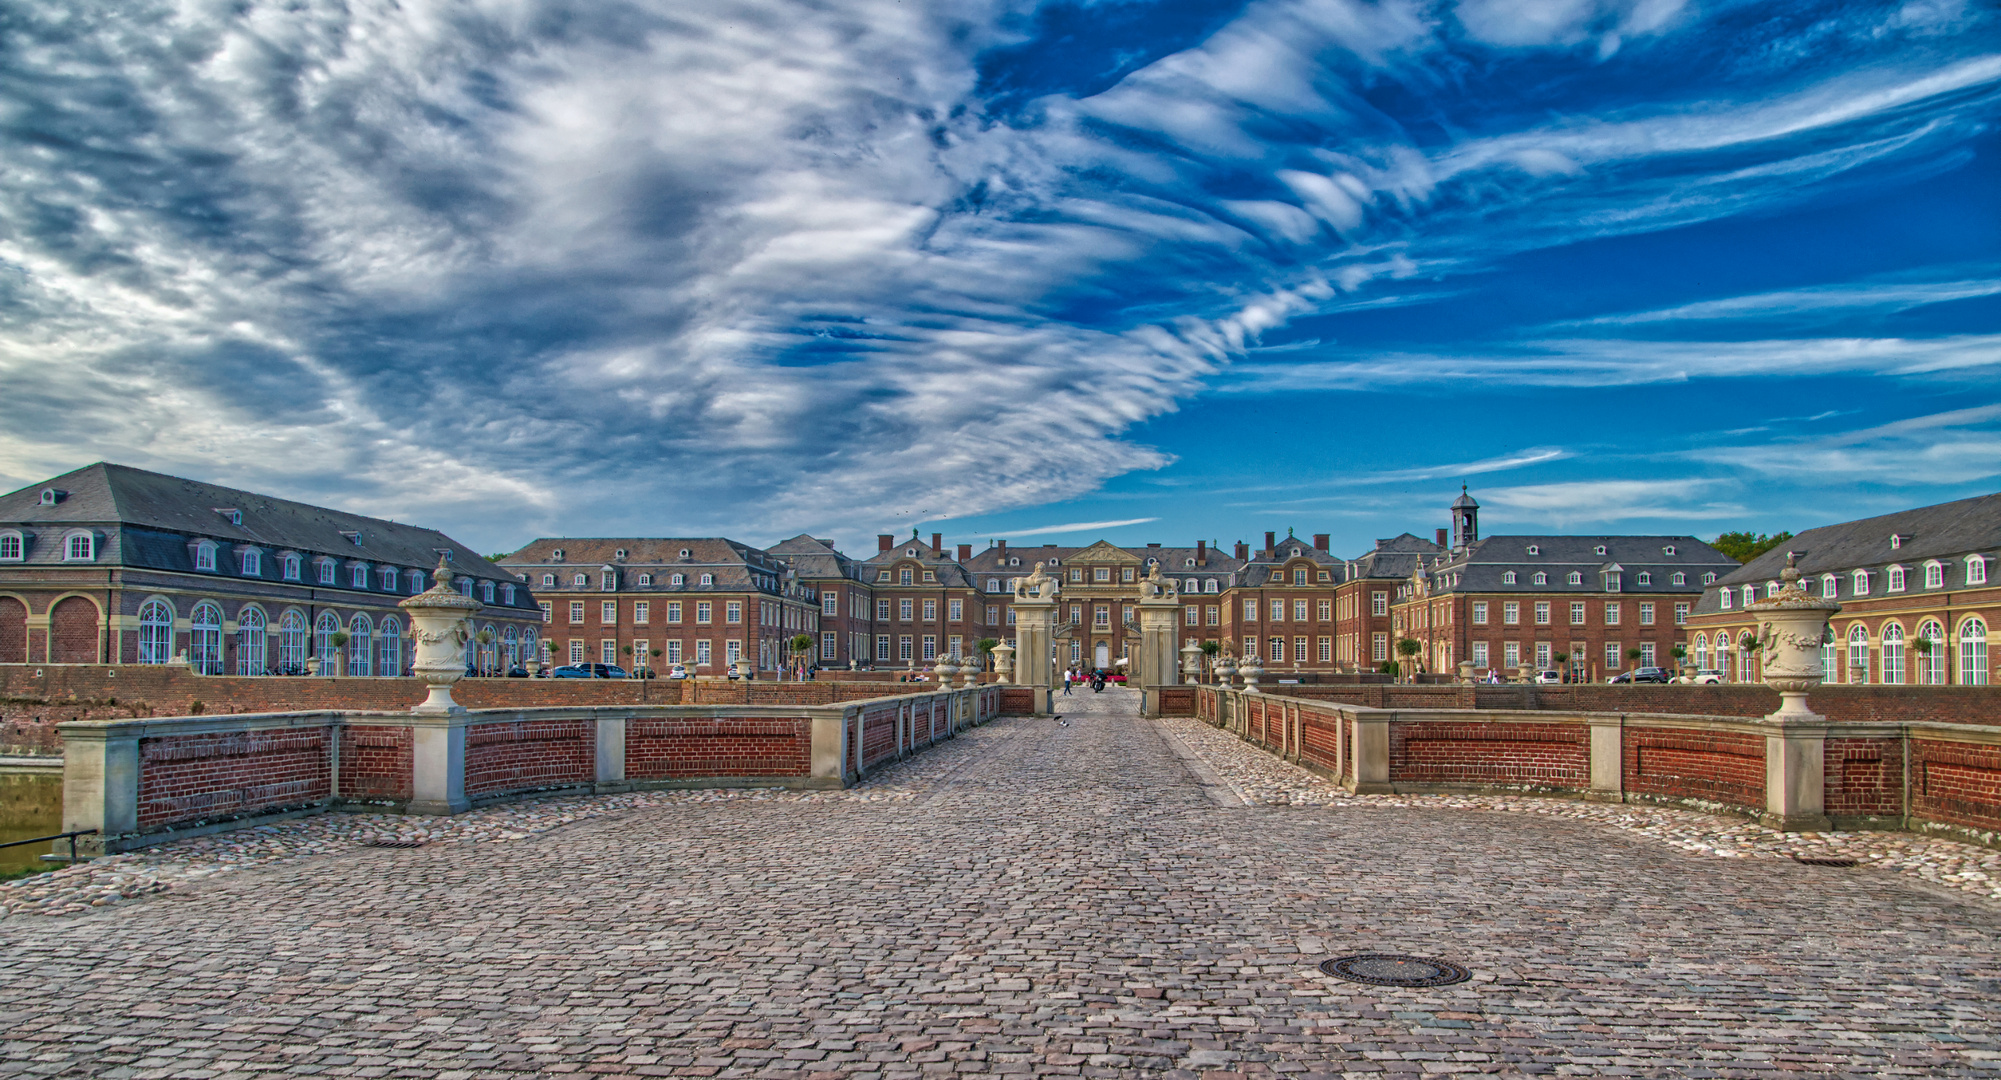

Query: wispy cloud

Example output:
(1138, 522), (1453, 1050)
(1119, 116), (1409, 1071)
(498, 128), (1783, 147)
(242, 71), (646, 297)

(991, 518), (1161, 538)
(1481, 480), (1748, 527)
(1686, 405), (2001, 485)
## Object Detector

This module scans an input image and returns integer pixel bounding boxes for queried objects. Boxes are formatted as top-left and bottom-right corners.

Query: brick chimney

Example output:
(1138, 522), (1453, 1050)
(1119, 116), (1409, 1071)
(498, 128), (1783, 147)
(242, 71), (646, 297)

(1313, 533), (1330, 552)
(1264, 531), (1276, 556)
(931, 532), (942, 555)
(957, 543), (971, 562)
(1235, 541), (1249, 560)
(1436, 528), (1448, 547)
(997, 539), (1007, 558)
(1196, 540), (1207, 566)
(878, 534), (893, 552)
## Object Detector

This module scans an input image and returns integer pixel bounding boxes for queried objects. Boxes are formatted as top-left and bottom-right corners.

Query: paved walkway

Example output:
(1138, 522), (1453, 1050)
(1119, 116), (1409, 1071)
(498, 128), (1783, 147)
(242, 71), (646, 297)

(3, 688), (1998, 1078)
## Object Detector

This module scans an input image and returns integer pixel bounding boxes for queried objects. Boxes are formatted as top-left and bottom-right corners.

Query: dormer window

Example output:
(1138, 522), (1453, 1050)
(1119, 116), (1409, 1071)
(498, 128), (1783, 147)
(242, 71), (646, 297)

(1184, 558), (1195, 567)
(1925, 560), (1944, 588)
(242, 549), (262, 576)
(1969, 555), (1989, 586)
(678, 549), (691, 559)
(637, 573), (653, 585)
(572, 573), (587, 587)
(38, 488), (63, 506)
(1720, 588), (1733, 610)
(502, 584), (515, 604)
(214, 508), (242, 526)
(542, 573), (555, 586)
(699, 573), (714, 586)
(601, 571), (616, 591)
(1636, 571), (1651, 585)
(1205, 579), (1218, 592)
(1606, 573), (1621, 592)
(1594, 545), (1607, 556)
(457, 577), (472, 597)
(482, 581), (496, 603)
(1049, 559), (1060, 567)
(0, 532), (21, 561)
(1822, 573), (1838, 597)
(1853, 569), (1871, 596)
(1703, 572), (1716, 584)
(1671, 572), (1685, 586)
(551, 549), (565, 562)
(1503, 571), (1517, 585)
(1008, 557), (1019, 567)
(922, 570), (936, 583)
(380, 566), (397, 590)
(1532, 572), (1547, 585)
(1887, 565), (1906, 592)
(1526, 545), (1540, 556)
(906, 547), (917, 557)
(899, 569), (913, 585)
(62, 532), (94, 562)
(1291, 547), (1302, 557)
(193, 541), (217, 571)
(671, 573), (685, 585)
(1891, 534), (1905, 550)
(1663, 545), (1676, 556)
(317, 559), (336, 584)
(407, 569), (425, 593)
(350, 563), (368, 589)
(614, 548), (628, 560)
(1566, 571), (1583, 585)
(341, 530), (363, 547)
(283, 554), (302, 581)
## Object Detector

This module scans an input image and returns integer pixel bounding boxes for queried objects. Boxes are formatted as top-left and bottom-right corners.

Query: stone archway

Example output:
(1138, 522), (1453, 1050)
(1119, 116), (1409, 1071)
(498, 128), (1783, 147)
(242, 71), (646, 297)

(49, 596), (100, 664)
(0, 597), (24, 663)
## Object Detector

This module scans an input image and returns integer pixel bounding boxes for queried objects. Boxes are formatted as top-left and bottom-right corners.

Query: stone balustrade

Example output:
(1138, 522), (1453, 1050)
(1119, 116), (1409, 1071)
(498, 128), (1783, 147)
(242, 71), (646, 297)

(60, 685), (1003, 855)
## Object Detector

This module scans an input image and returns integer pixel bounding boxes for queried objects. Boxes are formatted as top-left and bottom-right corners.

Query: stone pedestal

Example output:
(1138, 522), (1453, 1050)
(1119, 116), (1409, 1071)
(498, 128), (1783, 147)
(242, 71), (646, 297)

(1010, 563), (1060, 713)
(400, 555), (482, 716)
(1136, 566), (1181, 717)
(1747, 554), (1841, 832)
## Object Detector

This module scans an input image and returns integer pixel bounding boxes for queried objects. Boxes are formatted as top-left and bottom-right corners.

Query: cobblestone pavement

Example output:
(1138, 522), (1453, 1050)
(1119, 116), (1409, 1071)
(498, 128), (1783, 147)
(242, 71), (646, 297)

(3, 687), (1999, 1078)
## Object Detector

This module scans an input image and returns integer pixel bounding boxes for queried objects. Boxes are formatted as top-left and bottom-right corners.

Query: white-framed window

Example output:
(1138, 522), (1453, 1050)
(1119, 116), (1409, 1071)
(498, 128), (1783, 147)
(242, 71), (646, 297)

(1741, 585), (1755, 607)
(633, 600), (649, 623)
(665, 640), (682, 664)
(350, 564), (367, 588)
(636, 573), (652, 586)
(278, 610), (306, 672)
(1205, 579), (1218, 593)
(1594, 545), (1608, 556)
(1566, 571), (1582, 585)
(1472, 602), (1488, 624)
(1535, 642), (1552, 668)
(695, 639), (711, 664)
(1925, 561), (1944, 588)
(821, 631), (838, 660)
(382, 618), (403, 676)
(1503, 641), (1520, 668)
(1503, 601), (1520, 625)
(502, 584), (515, 605)
(481, 580), (495, 603)
(696, 601), (713, 624)
(1961, 618), (1989, 685)
(923, 599), (938, 621)
(1502, 572), (1517, 585)
(1968, 556), (1989, 586)
(1674, 602), (1689, 625)
(348, 615), (373, 676)
(539, 601), (553, 624)
(726, 601), (743, 624)
(823, 592), (840, 615)
(1603, 602), (1620, 625)
(236, 606), (266, 675)
(65, 532), (95, 562)
(1570, 602), (1586, 625)
(1882, 624), (1905, 684)
(1887, 565), (1906, 592)
(1371, 592), (1388, 616)
(189, 601), (223, 675)
(1720, 588), (1733, 610)
(1267, 637), (1284, 663)
(1641, 642), (1656, 666)
(601, 600), (617, 623)
(899, 635), (913, 661)
(1526, 545), (1540, 556)
(407, 569), (425, 593)
(1847, 624), (1870, 683)
(1820, 573), (1838, 596)
(1852, 569), (1870, 597)
(990, 604), (1002, 625)
(315, 611), (342, 664)
(137, 599), (174, 665)
(1694, 633), (1708, 671)
(1671, 572), (1685, 586)
(1639, 602), (1654, 626)
(1703, 572), (1716, 584)
(571, 639), (587, 664)
(700, 573), (714, 586)
(1270, 599), (1285, 621)
(0, 531), (21, 561)
(602, 639), (618, 665)
(1532, 572), (1547, 586)
(316, 559), (335, 584)
(601, 572), (617, 591)
(570, 572), (586, 588)
(1604, 642), (1621, 670)
(1472, 641), (1488, 666)
(1919, 620), (1947, 684)
(241, 548), (261, 576)
(1636, 571), (1651, 586)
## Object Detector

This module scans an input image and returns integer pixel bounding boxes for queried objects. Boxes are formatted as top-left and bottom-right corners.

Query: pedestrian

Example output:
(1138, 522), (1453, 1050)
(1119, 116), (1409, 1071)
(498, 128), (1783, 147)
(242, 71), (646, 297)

(1061, 669), (1072, 695)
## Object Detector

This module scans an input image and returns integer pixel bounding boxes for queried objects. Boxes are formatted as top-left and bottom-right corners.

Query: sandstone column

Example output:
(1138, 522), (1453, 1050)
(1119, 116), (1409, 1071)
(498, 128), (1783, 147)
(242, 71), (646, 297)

(1010, 563), (1060, 714)
(1136, 565), (1181, 717)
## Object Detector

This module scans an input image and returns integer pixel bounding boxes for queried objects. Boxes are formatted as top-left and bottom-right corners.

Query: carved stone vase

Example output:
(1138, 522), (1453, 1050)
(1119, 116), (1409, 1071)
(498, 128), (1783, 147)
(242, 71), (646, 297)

(1748, 555), (1842, 722)
(400, 555), (483, 715)
(991, 642), (1015, 684)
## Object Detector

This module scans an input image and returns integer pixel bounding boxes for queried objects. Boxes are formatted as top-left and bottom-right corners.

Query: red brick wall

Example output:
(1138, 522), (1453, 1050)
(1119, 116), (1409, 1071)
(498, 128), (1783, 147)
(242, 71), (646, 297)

(1156, 685), (1196, 716)
(340, 726), (412, 801)
(463, 718), (595, 799)
(49, 597), (98, 664)
(1912, 738), (2001, 834)
(1824, 735), (1902, 819)
(1390, 721), (1590, 789)
(860, 704), (900, 770)
(1624, 727), (1764, 810)
(1270, 681), (2001, 725)
(999, 686), (1035, 714)
(0, 598), (26, 664)
(135, 727), (334, 829)
(626, 717), (811, 780)
(1298, 702), (1343, 774)
(686, 681), (906, 706)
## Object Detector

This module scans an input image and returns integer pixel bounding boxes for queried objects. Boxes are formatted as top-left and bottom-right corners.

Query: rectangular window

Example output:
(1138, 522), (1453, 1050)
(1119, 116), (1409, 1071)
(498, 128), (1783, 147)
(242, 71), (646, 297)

(1535, 642), (1551, 668)
(629, 601), (647, 623)
(1293, 600), (1308, 621)
(696, 640), (712, 664)
(922, 635), (937, 660)
(822, 592), (838, 616)
(948, 599), (962, 621)
(1269, 637), (1284, 663)
(569, 601), (584, 624)
(1244, 600), (1259, 621)
(1605, 642), (1622, 670)
(1504, 641), (1520, 668)
(1604, 603), (1620, 626)
(1641, 642), (1657, 666)
(1093, 567), (1110, 582)
(1245, 636), (1260, 659)
(696, 601), (712, 624)
(875, 635), (891, 660)
(877, 599), (891, 620)
(1206, 605), (1220, 626)
(539, 601), (552, 624)
(821, 631), (837, 659)
(987, 604), (999, 624)
(1317, 637), (1332, 662)
(1571, 602), (1587, 625)
(601, 600), (617, 624)
(922, 571), (935, 583)
(1472, 602), (1488, 625)
(1295, 636), (1308, 662)
(1504, 601), (1520, 625)
(1006, 607), (1016, 625)
(725, 640), (741, 663)
(1371, 592), (1388, 616)
(1674, 602), (1689, 625)
(923, 599), (937, 621)
(602, 640), (617, 665)
(899, 635), (913, 661)
(1372, 633), (1389, 662)
(1123, 567), (1136, 582)
(1472, 641), (1489, 666)
(949, 635), (963, 657)
(1317, 599), (1331, 621)
(1094, 605), (1111, 627)
(569, 639), (585, 664)
(726, 601), (742, 624)
(666, 640), (682, 663)
(1533, 602), (1550, 625)
(1639, 602), (1654, 626)
(1186, 606), (1199, 626)
(667, 601), (683, 623)
(1270, 599), (1285, 621)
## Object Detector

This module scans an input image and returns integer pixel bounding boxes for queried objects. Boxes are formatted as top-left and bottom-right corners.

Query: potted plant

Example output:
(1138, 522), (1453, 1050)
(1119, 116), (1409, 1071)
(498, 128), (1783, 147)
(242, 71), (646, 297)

(1671, 644), (1688, 676)
(1553, 652), (1569, 683)
(1200, 639), (1220, 682)
(1396, 638), (1422, 683)
(326, 630), (350, 676)
(473, 628), (495, 676)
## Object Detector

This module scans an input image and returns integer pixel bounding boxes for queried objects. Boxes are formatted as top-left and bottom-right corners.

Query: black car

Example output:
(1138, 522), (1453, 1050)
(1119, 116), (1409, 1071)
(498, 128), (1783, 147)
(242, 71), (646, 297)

(549, 663), (630, 679)
(1609, 667), (1671, 684)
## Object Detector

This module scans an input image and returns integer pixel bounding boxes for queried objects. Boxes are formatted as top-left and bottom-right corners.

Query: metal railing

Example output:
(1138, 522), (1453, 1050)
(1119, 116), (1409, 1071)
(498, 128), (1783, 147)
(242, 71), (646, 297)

(0, 829), (98, 863)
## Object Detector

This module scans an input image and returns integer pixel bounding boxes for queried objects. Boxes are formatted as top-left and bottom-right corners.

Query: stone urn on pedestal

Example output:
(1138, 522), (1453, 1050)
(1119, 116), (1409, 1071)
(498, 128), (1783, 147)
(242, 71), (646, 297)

(932, 655), (957, 687)
(991, 642), (1015, 683)
(1747, 553), (1841, 831)
(1240, 654), (1264, 694)
(1215, 651), (1237, 688)
(1181, 642), (1203, 681)
(400, 555), (482, 715)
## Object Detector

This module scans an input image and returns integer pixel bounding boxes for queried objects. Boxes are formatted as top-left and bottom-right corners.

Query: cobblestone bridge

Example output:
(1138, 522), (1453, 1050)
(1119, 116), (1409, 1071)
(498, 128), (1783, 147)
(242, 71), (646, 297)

(2, 688), (1998, 1077)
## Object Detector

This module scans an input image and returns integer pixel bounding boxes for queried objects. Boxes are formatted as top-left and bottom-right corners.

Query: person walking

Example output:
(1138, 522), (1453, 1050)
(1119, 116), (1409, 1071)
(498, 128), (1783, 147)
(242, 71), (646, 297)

(1061, 668), (1073, 695)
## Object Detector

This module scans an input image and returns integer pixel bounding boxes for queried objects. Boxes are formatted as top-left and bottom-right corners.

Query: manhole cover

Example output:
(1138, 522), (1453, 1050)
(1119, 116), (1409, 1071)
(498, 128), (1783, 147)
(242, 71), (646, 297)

(362, 839), (426, 849)
(1793, 857), (1857, 867)
(1319, 954), (1470, 987)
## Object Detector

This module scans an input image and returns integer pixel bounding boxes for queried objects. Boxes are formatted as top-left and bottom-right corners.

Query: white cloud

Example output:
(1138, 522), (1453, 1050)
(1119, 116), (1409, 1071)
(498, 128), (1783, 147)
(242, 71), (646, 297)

(1686, 406), (2001, 485)
(1481, 479), (1747, 525)
(991, 517), (1161, 538)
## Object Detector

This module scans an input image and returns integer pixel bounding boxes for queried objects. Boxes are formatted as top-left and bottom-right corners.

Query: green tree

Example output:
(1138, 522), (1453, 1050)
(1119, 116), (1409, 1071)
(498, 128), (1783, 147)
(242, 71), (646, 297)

(1710, 530), (1794, 563)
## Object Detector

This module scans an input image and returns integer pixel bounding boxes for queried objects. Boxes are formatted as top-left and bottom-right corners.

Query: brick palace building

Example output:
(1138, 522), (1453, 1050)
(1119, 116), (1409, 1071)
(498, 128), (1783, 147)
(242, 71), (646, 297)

(0, 463), (542, 674)
(1685, 492), (2001, 686)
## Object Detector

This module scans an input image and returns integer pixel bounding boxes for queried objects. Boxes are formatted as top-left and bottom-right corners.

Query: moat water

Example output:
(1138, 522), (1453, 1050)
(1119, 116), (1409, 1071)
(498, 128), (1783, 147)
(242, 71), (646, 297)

(0, 770), (62, 874)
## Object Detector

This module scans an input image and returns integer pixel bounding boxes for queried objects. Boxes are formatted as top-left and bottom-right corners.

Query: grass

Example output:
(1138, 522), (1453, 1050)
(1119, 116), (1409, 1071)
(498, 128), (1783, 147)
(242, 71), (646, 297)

(0, 863), (55, 883)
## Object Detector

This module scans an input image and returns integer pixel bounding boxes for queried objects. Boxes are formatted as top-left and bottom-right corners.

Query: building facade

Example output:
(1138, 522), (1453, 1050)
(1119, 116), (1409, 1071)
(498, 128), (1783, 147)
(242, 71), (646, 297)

(1685, 492), (2001, 685)
(0, 463), (541, 675)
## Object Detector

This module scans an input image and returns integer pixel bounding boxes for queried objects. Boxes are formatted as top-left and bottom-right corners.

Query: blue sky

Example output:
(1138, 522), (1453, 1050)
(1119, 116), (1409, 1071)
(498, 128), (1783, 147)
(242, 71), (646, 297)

(0, 0), (1995, 557)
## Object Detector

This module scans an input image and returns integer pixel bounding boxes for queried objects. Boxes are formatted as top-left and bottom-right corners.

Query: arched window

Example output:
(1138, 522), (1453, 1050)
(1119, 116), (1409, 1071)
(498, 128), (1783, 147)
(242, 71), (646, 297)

(572, 573), (587, 587)
(1881, 624), (1905, 685)
(315, 611), (342, 665)
(0, 531), (21, 561)
(1821, 631), (1837, 683)
(523, 629), (539, 665)
(1636, 571), (1651, 585)
(282, 554), (303, 581)
(408, 569), (426, 593)
(1703, 572), (1716, 584)
(137, 599), (174, 665)
(482, 580), (496, 603)
(1671, 572), (1685, 586)
(1693, 633), (1708, 671)
(1821, 573), (1837, 597)
(1205, 579), (1218, 593)
(1503, 572), (1517, 585)
(1566, 572), (1582, 585)
(193, 541), (217, 571)
(189, 602), (223, 675)
(504, 626), (520, 669)
(700, 574), (714, 586)
(1846, 624), (1869, 684)
(1532, 572), (1547, 586)
(670, 573), (685, 586)
(479, 623), (498, 673)
(542, 573), (555, 587)
(317, 560), (336, 584)
(278, 610), (307, 673)
(380, 566), (398, 590)
(65, 532), (95, 561)
(1968, 556), (1989, 587)
(1925, 561), (1944, 588)
(241, 548), (262, 576)
(1887, 565), (1906, 592)
(635, 574), (651, 587)
(1737, 631), (1756, 683)
(1918, 620), (1946, 685)
(1851, 570), (1870, 596)
(1719, 587), (1733, 610)
(1741, 585), (1756, 607)
(379, 618), (402, 677)
(348, 614), (373, 676)
(237, 607), (267, 675)
(1960, 618), (1989, 686)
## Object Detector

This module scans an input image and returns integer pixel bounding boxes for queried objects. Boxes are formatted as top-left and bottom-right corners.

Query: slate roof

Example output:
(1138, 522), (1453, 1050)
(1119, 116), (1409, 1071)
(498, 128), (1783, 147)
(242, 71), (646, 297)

(1429, 534), (1736, 594)
(0, 462), (533, 608)
(1714, 492), (2001, 585)
(1343, 533), (1445, 582)
(501, 538), (796, 595)
(766, 534), (867, 583)
(960, 542), (1249, 588)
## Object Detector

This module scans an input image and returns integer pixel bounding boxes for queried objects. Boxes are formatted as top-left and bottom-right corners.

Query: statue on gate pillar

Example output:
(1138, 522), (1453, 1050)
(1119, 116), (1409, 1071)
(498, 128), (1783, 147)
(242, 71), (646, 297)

(1011, 562), (1060, 713)
(1135, 562), (1182, 716)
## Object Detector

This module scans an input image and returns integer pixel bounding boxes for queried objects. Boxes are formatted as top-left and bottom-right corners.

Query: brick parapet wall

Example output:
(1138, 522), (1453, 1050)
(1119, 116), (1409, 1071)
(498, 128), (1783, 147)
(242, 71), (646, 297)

(135, 725), (334, 829)
(464, 718), (596, 799)
(626, 717), (812, 780)
(1196, 680), (2001, 725)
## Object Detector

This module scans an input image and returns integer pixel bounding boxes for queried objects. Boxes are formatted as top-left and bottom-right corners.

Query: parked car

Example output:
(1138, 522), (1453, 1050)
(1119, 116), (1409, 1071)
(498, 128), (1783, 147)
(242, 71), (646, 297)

(1688, 668), (1726, 685)
(1534, 669), (1563, 684)
(549, 663), (629, 679)
(1630, 667), (1672, 684)
(665, 663), (690, 680)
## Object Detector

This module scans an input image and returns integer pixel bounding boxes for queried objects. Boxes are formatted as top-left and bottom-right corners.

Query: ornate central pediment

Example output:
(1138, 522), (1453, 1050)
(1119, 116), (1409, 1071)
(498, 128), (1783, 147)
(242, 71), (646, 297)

(1072, 540), (1142, 564)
